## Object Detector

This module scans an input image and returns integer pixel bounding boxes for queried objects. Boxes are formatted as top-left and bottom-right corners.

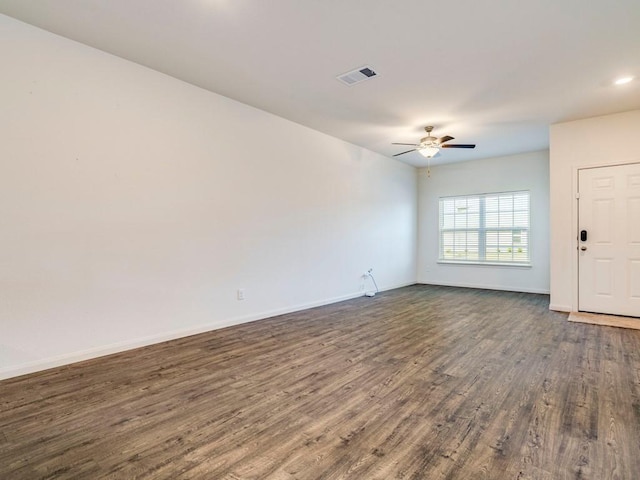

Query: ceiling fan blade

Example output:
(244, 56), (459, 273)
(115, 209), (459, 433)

(393, 149), (417, 156)
(441, 144), (476, 149)
(437, 135), (454, 144)
(392, 142), (420, 146)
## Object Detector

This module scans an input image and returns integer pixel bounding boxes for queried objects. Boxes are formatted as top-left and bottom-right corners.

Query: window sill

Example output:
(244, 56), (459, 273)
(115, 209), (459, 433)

(437, 260), (532, 268)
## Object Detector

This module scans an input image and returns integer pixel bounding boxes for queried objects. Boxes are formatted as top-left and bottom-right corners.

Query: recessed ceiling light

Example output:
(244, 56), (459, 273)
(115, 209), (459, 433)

(614, 76), (634, 86)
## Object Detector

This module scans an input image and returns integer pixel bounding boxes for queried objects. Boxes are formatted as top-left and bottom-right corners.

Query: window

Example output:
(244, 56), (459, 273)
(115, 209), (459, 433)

(439, 191), (530, 265)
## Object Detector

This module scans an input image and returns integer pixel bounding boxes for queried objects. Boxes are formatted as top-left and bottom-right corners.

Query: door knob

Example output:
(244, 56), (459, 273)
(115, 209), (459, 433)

(580, 246), (587, 251)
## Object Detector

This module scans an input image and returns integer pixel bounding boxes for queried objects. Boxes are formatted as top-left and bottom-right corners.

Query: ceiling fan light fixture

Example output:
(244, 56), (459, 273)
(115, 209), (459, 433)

(418, 146), (439, 158)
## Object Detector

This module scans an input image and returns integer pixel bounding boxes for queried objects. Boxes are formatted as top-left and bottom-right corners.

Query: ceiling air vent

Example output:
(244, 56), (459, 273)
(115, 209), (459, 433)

(336, 65), (378, 86)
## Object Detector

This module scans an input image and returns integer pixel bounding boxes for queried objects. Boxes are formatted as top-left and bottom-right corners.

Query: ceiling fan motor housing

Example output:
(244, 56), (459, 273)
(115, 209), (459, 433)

(421, 126), (437, 146)
(420, 135), (438, 146)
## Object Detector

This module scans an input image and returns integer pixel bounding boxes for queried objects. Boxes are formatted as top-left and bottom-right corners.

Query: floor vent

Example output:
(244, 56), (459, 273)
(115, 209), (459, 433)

(336, 65), (378, 86)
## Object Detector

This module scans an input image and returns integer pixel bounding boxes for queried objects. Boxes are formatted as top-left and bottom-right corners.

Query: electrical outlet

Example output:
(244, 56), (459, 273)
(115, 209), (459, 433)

(237, 289), (245, 301)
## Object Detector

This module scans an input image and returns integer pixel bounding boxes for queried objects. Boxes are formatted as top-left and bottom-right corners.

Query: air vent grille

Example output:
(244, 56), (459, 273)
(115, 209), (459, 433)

(336, 65), (378, 86)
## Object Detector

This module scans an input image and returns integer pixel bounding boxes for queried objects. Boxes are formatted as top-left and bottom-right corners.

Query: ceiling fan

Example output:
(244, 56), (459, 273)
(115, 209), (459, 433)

(392, 126), (476, 158)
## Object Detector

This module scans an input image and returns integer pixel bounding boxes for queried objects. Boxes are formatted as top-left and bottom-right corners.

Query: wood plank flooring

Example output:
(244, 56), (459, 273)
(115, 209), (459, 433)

(2, 285), (640, 479)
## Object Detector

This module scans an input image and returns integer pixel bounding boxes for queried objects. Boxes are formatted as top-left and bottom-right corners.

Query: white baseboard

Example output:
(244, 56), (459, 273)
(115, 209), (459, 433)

(0, 282), (416, 381)
(549, 303), (572, 312)
(417, 281), (550, 295)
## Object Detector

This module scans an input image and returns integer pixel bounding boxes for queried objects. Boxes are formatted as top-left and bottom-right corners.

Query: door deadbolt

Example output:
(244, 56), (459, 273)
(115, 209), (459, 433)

(580, 246), (587, 251)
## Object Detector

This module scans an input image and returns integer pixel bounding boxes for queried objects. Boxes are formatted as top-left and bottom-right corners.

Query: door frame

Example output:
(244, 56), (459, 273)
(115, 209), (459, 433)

(571, 160), (640, 313)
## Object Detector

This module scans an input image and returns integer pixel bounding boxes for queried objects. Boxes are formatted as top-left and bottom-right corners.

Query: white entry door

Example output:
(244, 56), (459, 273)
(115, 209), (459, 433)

(578, 163), (640, 317)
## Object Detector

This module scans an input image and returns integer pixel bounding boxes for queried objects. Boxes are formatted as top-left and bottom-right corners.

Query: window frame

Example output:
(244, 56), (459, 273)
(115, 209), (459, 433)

(438, 190), (531, 267)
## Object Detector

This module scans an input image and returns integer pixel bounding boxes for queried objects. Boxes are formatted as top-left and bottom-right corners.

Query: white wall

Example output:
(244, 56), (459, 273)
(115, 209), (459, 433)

(417, 151), (550, 294)
(549, 110), (640, 311)
(0, 15), (417, 380)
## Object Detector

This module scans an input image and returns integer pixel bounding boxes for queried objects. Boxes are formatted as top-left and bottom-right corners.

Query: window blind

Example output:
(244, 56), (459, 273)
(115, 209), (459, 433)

(439, 191), (530, 264)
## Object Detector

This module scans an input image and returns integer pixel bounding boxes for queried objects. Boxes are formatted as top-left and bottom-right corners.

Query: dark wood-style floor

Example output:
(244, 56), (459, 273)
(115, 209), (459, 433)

(2, 285), (640, 479)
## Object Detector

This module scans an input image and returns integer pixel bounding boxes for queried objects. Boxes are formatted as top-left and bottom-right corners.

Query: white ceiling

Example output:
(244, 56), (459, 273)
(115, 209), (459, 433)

(1, 0), (640, 167)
